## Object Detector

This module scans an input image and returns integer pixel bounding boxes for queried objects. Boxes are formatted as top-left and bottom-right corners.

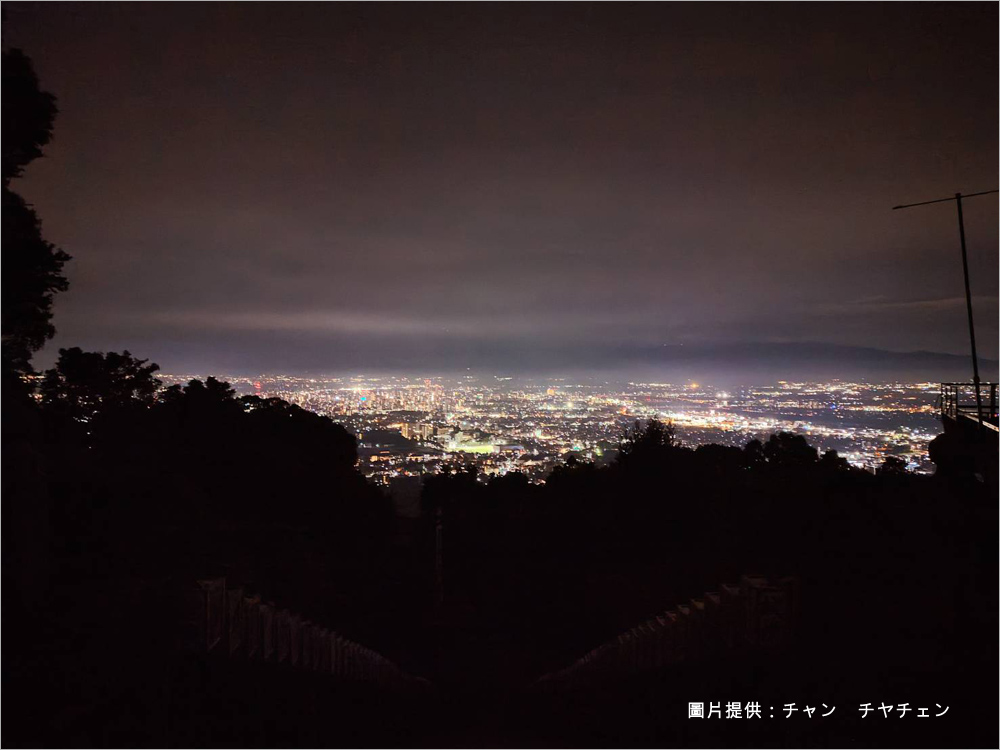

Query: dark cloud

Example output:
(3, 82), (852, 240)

(6, 3), (997, 377)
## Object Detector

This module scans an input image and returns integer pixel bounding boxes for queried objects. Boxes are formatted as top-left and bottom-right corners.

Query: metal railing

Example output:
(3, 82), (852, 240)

(940, 382), (999, 430)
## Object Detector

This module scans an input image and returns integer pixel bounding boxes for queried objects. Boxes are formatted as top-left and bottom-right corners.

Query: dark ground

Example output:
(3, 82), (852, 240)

(4, 399), (998, 748)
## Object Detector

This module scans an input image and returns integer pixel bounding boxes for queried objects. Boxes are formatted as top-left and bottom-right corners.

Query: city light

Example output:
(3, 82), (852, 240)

(159, 374), (942, 484)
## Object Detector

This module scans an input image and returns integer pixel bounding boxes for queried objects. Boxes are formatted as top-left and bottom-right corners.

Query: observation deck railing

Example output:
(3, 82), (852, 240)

(940, 382), (999, 433)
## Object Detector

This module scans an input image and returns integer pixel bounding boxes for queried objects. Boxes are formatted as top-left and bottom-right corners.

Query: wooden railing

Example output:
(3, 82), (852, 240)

(533, 574), (797, 690)
(187, 577), (430, 692)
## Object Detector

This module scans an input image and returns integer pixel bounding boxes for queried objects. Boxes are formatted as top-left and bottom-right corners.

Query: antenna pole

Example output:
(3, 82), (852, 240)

(893, 188), (997, 425)
(955, 193), (983, 424)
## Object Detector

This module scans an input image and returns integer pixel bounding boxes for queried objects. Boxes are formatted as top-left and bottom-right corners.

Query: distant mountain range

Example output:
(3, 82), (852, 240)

(112, 337), (1000, 384)
(592, 342), (999, 385)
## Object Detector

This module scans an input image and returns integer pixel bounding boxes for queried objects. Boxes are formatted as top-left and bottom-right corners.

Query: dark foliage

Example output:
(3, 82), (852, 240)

(762, 430), (818, 466)
(4, 390), (996, 746)
(616, 418), (680, 469)
(878, 454), (910, 476)
(41, 347), (161, 426)
(2, 49), (69, 377)
(6, 366), (396, 747)
(2, 48), (57, 182)
(413, 419), (996, 748)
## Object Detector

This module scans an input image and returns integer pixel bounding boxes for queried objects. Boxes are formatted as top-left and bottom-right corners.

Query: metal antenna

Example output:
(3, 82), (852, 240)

(893, 189), (998, 425)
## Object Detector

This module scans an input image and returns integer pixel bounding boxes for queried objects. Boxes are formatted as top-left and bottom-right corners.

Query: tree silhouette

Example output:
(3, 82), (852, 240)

(2, 49), (69, 378)
(159, 375), (240, 413)
(878, 455), (909, 476)
(692, 442), (746, 474)
(615, 418), (680, 469)
(40, 347), (161, 426)
(762, 431), (818, 466)
(819, 448), (849, 471)
(743, 437), (766, 466)
(152, 377), (358, 474)
(2, 49), (58, 182)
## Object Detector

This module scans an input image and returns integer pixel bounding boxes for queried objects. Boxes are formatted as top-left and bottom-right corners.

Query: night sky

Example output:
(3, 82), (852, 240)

(6, 3), (998, 377)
